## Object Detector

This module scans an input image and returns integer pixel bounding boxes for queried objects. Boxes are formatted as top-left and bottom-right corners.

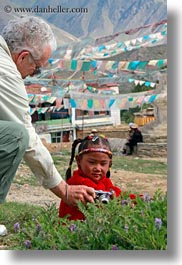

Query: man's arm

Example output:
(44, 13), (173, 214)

(0, 54), (95, 205)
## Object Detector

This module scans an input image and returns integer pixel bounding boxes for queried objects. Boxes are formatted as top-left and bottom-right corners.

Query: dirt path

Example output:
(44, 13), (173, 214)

(7, 183), (60, 207)
(7, 170), (167, 208)
(6, 157), (167, 208)
(6, 158), (167, 207)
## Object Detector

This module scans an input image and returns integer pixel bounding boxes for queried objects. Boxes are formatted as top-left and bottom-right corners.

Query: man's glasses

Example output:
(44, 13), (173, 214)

(33, 67), (41, 75)
(29, 53), (42, 75)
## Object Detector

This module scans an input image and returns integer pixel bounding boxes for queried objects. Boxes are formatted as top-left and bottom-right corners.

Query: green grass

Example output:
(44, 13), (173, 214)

(112, 155), (167, 175)
(0, 202), (42, 249)
(13, 174), (38, 186)
(52, 153), (167, 176)
(13, 154), (166, 188)
(14, 154), (166, 184)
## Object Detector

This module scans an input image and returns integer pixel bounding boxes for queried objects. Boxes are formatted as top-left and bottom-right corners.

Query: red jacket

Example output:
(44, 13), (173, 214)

(59, 169), (121, 221)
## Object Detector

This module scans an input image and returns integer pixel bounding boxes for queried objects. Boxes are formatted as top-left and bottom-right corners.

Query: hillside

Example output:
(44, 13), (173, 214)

(1, 0), (167, 42)
(0, 0), (79, 46)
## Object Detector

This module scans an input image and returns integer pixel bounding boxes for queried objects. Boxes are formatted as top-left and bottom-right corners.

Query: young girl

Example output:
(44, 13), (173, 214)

(59, 134), (121, 221)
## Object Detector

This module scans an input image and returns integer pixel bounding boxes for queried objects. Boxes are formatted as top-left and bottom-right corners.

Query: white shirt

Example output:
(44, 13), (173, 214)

(0, 36), (62, 189)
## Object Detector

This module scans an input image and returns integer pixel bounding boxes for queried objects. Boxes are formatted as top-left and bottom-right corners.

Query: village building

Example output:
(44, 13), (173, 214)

(26, 82), (120, 144)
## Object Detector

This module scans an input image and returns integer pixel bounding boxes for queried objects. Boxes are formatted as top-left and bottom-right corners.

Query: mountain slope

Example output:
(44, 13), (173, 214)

(1, 0), (167, 41)
(0, 0), (79, 46)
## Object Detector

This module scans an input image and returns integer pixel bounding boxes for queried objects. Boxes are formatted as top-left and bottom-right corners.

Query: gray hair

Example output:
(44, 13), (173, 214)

(2, 16), (57, 59)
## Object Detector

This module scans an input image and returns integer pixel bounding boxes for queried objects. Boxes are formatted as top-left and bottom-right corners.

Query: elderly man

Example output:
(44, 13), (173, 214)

(0, 16), (95, 208)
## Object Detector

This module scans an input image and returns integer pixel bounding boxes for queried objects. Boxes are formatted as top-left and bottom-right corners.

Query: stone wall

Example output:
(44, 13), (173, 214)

(137, 143), (167, 157)
(108, 138), (126, 152)
(77, 125), (129, 139)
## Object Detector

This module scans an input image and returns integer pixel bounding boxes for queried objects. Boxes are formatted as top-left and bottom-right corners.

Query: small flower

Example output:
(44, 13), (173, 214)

(155, 218), (162, 230)
(69, 223), (77, 232)
(36, 224), (42, 234)
(141, 210), (145, 217)
(24, 239), (31, 249)
(124, 224), (129, 233)
(121, 199), (128, 206)
(143, 193), (151, 202)
(111, 245), (119, 250)
(14, 222), (20, 233)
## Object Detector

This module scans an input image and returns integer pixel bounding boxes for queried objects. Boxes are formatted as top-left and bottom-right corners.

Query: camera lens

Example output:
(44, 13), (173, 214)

(100, 194), (109, 204)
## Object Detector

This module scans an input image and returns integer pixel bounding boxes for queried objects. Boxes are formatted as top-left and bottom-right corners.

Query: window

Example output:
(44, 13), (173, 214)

(51, 132), (62, 143)
(51, 108), (69, 119)
(76, 110), (110, 119)
(51, 131), (71, 143)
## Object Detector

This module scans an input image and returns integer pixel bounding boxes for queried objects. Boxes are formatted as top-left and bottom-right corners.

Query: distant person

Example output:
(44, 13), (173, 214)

(122, 123), (135, 154)
(91, 128), (98, 136)
(125, 124), (143, 155)
(0, 16), (95, 222)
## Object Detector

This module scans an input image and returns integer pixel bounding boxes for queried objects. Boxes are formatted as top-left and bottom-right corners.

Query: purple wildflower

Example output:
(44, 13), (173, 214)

(141, 210), (145, 217)
(121, 199), (128, 206)
(124, 224), (129, 233)
(155, 218), (162, 230)
(69, 223), (77, 232)
(112, 245), (119, 250)
(143, 193), (151, 202)
(36, 224), (42, 234)
(24, 239), (31, 249)
(14, 222), (20, 233)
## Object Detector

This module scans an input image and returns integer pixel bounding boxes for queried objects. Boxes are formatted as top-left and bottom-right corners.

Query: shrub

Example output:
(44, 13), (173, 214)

(13, 190), (167, 250)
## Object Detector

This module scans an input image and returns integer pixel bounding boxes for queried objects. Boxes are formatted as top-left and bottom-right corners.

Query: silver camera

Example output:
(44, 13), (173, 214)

(94, 189), (114, 204)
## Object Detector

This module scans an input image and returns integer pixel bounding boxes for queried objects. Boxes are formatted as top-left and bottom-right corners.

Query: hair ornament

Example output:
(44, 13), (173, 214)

(78, 148), (112, 158)
(87, 134), (107, 142)
(99, 134), (108, 140)
(91, 136), (99, 142)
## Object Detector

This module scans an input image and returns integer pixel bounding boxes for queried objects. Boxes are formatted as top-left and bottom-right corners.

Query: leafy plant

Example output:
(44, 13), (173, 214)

(3, 190), (167, 250)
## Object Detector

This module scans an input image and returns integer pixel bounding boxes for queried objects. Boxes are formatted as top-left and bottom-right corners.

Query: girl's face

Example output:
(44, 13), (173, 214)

(76, 150), (111, 182)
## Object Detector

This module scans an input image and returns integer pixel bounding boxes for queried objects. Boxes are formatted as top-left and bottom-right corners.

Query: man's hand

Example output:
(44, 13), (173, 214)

(67, 185), (95, 206)
(50, 180), (95, 206)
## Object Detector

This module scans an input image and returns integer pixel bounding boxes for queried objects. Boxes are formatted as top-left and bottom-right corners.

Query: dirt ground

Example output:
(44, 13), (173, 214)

(6, 156), (167, 208)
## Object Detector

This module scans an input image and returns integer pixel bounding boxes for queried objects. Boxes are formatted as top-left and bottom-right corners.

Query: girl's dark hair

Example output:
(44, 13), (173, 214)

(65, 135), (112, 181)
